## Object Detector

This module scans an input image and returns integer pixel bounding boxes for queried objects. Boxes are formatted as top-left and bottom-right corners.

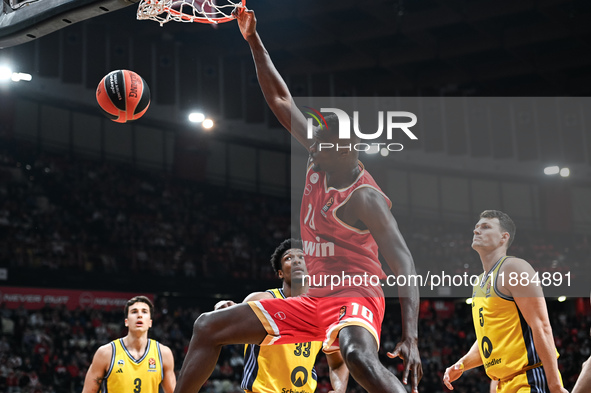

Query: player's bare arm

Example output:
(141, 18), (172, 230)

(341, 187), (422, 390)
(160, 344), (177, 393)
(234, 7), (309, 149)
(499, 258), (568, 393)
(572, 295), (591, 393)
(81, 343), (112, 393)
(443, 340), (483, 390)
(572, 357), (591, 393)
(326, 350), (349, 393)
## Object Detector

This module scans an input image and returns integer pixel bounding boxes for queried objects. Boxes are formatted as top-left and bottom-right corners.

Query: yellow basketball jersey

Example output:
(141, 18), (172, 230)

(472, 256), (558, 381)
(101, 338), (163, 393)
(242, 288), (323, 393)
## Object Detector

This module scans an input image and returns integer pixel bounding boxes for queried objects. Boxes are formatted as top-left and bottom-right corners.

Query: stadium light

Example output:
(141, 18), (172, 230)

(12, 72), (32, 82)
(0, 66), (12, 81)
(544, 166), (560, 175)
(0, 66), (32, 82)
(365, 145), (380, 155)
(559, 168), (570, 177)
(188, 112), (205, 123)
(202, 119), (214, 129)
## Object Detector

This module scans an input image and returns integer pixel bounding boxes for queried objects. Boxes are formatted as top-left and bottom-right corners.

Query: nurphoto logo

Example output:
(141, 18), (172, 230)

(303, 107), (418, 152)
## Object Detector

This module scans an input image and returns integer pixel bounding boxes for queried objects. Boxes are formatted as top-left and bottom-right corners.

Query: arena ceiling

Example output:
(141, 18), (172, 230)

(3, 0), (591, 95)
(128, 0), (591, 96)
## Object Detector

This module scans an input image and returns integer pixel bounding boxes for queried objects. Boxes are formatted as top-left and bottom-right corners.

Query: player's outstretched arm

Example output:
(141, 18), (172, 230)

(326, 351), (349, 393)
(160, 344), (177, 393)
(501, 259), (568, 393)
(234, 7), (309, 149)
(81, 344), (112, 393)
(443, 340), (482, 390)
(348, 188), (422, 391)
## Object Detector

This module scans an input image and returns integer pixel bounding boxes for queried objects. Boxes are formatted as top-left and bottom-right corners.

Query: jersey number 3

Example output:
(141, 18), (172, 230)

(134, 378), (142, 393)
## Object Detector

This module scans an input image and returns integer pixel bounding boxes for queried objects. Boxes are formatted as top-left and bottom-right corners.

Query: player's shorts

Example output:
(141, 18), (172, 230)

(496, 365), (562, 393)
(248, 294), (385, 353)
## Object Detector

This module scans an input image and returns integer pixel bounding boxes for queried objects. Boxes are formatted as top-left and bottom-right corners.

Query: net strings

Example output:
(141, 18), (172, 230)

(137, 0), (242, 25)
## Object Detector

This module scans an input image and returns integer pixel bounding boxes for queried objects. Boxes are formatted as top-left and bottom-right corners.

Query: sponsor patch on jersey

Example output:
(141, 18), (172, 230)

(291, 366), (309, 388)
(338, 306), (347, 320)
(148, 357), (156, 369)
(310, 173), (319, 184)
(304, 184), (313, 196)
(321, 197), (334, 213)
(115, 368), (123, 373)
(117, 359), (124, 365)
(274, 311), (287, 321)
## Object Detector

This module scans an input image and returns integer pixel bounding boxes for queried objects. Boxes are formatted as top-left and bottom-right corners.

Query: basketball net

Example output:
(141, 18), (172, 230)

(137, 0), (244, 25)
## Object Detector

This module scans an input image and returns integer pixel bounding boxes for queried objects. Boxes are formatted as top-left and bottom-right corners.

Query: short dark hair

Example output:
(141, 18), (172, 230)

(270, 238), (303, 276)
(124, 296), (154, 318)
(323, 113), (359, 143)
(479, 210), (516, 249)
(324, 113), (340, 135)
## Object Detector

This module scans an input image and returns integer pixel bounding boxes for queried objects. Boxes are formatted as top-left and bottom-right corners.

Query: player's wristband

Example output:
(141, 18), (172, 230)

(457, 362), (464, 373)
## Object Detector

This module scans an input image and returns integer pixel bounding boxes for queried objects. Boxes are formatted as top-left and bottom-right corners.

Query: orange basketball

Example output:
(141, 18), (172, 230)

(96, 70), (150, 123)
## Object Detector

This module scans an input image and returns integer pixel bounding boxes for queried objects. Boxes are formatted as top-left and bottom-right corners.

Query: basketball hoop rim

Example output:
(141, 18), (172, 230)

(165, 0), (245, 24)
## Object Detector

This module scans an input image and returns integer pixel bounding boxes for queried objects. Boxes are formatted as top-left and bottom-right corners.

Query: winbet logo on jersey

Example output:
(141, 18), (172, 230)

(303, 107), (418, 152)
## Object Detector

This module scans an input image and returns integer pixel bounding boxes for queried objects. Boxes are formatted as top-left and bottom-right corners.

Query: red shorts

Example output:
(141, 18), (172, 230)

(248, 294), (385, 353)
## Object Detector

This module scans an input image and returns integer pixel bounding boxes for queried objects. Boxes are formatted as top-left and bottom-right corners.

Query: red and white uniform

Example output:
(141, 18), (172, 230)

(250, 161), (391, 352)
(300, 161), (391, 298)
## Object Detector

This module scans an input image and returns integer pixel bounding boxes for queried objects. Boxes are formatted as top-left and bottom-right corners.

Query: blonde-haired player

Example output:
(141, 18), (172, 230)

(82, 296), (176, 393)
(444, 210), (566, 393)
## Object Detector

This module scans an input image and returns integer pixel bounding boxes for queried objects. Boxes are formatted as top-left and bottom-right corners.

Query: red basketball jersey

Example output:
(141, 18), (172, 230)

(300, 161), (391, 297)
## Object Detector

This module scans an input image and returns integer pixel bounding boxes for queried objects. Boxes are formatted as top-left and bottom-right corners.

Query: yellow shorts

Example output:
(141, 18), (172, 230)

(496, 366), (562, 393)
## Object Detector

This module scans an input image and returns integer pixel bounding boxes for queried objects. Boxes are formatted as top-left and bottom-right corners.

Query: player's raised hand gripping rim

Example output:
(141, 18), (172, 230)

(388, 337), (423, 392)
(233, 7), (256, 40)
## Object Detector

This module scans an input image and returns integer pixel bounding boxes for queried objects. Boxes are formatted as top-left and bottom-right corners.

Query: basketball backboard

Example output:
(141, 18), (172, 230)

(0, 0), (138, 49)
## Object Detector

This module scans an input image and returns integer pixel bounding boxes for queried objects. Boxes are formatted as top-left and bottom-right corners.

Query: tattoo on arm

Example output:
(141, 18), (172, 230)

(94, 377), (104, 386)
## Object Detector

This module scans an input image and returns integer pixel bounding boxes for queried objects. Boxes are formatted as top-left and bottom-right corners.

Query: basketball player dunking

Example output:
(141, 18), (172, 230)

(173, 7), (422, 393)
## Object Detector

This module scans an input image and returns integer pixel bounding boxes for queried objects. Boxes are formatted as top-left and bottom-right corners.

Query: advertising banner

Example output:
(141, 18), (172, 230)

(0, 286), (154, 310)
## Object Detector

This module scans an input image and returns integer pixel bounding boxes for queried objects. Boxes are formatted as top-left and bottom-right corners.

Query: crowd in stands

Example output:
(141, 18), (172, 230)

(0, 139), (291, 284)
(0, 138), (589, 392)
(0, 298), (588, 393)
(1, 139), (587, 287)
